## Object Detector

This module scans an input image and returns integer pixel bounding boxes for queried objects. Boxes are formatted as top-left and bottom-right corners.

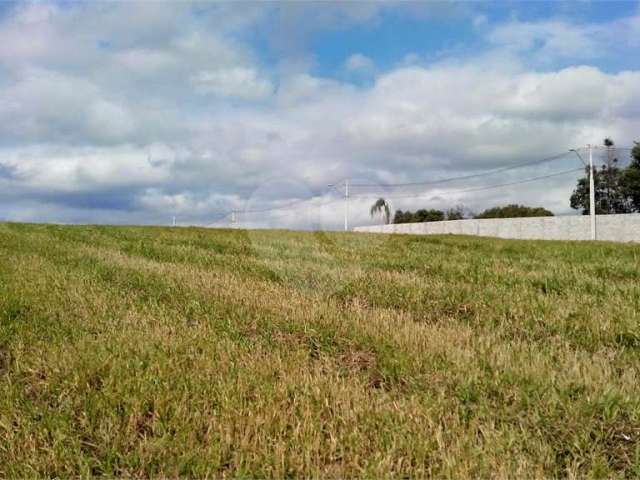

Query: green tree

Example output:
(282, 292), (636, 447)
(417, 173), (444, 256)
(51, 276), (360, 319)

(414, 209), (445, 222)
(600, 139), (631, 213)
(474, 204), (554, 219)
(445, 206), (465, 220)
(570, 139), (637, 214)
(620, 142), (640, 211)
(393, 208), (445, 223)
(370, 198), (391, 224)
(393, 210), (409, 224)
(570, 167), (609, 215)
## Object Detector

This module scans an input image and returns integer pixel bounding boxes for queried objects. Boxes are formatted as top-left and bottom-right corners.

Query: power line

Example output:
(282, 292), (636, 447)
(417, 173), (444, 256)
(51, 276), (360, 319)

(349, 146), (638, 189)
(592, 146), (635, 150)
(204, 212), (232, 227)
(212, 166), (583, 226)
(238, 195), (342, 217)
(238, 192), (334, 215)
(205, 193), (342, 227)
(201, 145), (626, 226)
(350, 167), (584, 200)
(245, 196), (344, 218)
(349, 151), (577, 188)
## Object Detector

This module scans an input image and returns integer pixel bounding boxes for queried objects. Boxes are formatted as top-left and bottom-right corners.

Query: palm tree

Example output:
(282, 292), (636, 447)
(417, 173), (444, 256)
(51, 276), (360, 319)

(370, 198), (391, 224)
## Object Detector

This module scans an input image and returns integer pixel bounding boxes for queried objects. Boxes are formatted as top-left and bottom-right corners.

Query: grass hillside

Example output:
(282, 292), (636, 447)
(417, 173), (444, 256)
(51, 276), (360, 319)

(1, 222), (639, 477)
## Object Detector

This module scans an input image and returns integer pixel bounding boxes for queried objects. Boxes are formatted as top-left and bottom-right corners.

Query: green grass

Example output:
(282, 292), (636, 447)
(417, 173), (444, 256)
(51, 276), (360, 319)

(1, 222), (640, 477)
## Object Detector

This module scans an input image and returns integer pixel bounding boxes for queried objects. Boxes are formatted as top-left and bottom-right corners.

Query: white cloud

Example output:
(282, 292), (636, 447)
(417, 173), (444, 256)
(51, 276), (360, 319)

(4, 58), (640, 226)
(487, 14), (640, 65)
(191, 67), (273, 100)
(345, 53), (375, 72)
(489, 20), (600, 59)
(0, 145), (171, 194)
(0, 3), (61, 62)
(276, 73), (356, 106)
(472, 14), (488, 29)
(87, 100), (136, 142)
(113, 48), (178, 76)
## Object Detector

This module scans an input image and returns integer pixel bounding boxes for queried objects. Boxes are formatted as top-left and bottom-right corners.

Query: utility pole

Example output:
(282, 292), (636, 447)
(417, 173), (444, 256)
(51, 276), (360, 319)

(588, 144), (596, 240)
(231, 211), (236, 229)
(172, 216), (176, 227)
(328, 179), (350, 232)
(344, 179), (349, 232)
(571, 146), (597, 241)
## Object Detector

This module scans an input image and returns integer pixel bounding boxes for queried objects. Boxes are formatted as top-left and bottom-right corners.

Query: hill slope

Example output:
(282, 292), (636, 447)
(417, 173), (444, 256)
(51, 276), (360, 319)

(1, 223), (639, 477)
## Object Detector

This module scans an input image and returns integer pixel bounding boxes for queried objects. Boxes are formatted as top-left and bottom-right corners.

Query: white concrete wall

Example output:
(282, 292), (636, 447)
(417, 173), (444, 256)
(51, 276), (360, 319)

(354, 214), (640, 243)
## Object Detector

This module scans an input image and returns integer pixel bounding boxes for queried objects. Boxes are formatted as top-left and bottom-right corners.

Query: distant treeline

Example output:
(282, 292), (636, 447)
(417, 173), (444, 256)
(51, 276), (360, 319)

(393, 204), (553, 224)
(474, 204), (554, 219)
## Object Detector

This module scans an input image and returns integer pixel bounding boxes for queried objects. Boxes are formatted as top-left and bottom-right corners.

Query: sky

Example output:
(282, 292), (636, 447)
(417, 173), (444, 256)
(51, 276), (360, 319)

(0, 0), (639, 229)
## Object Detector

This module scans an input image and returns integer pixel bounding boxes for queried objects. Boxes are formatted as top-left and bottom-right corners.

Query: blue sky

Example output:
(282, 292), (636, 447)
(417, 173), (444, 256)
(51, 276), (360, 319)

(0, 1), (639, 228)
(252, 1), (640, 77)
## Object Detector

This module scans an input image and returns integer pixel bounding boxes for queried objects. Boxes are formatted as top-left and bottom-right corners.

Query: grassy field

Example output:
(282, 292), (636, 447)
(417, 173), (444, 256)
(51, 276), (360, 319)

(1, 222), (639, 477)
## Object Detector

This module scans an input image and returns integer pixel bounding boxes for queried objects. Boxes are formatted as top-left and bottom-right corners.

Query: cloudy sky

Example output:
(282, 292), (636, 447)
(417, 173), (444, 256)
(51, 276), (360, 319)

(1, 0), (639, 229)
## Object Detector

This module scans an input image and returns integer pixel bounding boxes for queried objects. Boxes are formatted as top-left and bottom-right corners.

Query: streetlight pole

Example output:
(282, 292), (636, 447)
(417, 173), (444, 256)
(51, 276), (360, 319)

(570, 146), (597, 241)
(344, 179), (349, 232)
(328, 179), (349, 232)
(588, 144), (596, 240)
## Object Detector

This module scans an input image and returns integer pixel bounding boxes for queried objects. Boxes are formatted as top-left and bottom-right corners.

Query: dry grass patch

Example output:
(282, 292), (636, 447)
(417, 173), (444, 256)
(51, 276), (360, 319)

(1, 223), (640, 477)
